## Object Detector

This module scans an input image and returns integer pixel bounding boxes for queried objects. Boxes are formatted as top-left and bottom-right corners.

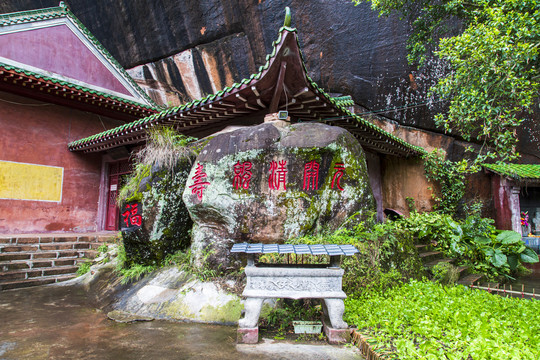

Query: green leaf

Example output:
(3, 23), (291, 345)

(490, 251), (507, 268)
(507, 254), (518, 270)
(520, 248), (539, 263)
(474, 236), (491, 245)
(496, 231), (521, 245)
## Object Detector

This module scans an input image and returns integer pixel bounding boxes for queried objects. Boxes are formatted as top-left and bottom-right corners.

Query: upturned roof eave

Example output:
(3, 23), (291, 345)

(0, 62), (158, 120)
(68, 25), (424, 157)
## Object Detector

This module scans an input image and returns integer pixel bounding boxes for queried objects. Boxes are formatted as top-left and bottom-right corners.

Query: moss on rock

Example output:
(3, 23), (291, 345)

(122, 157), (194, 267)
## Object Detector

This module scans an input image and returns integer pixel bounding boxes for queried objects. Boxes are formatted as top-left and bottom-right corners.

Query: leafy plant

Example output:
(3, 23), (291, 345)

(76, 261), (92, 276)
(97, 243), (109, 254)
(114, 243), (156, 283)
(354, 0), (540, 164)
(136, 126), (196, 171)
(397, 211), (539, 280)
(423, 149), (467, 216)
(284, 213), (425, 297)
(346, 280), (540, 359)
(431, 262), (459, 285)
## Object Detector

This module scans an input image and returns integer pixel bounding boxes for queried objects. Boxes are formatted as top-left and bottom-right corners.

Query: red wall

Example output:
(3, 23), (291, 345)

(0, 25), (131, 96)
(0, 91), (124, 234)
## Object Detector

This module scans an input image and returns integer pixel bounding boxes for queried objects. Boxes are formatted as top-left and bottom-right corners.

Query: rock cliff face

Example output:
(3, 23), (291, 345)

(4, 0), (539, 159)
(2, 1), (429, 124)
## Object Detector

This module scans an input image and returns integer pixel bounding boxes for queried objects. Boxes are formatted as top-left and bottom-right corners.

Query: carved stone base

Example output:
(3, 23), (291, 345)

(322, 319), (351, 344)
(238, 265), (349, 345)
(237, 327), (259, 344)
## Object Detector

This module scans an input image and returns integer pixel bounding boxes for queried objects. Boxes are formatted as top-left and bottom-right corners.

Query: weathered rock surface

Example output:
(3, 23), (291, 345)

(1, 1), (423, 124)
(121, 160), (193, 266)
(69, 252), (244, 324)
(183, 121), (375, 268)
(3, 1), (539, 158)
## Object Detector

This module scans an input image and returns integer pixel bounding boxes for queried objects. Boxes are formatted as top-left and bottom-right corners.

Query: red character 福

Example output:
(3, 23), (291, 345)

(303, 160), (320, 190)
(331, 163), (345, 191)
(122, 203), (142, 227)
(233, 161), (253, 189)
(269, 160), (287, 190)
(189, 163), (210, 201)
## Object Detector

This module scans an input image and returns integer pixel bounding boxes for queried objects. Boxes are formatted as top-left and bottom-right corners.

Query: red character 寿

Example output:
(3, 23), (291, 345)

(269, 160), (287, 190)
(233, 161), (253, 189)
(189, 163), (210, 201)
(331, 163), (345, 191)
(303, 160), (320, 190)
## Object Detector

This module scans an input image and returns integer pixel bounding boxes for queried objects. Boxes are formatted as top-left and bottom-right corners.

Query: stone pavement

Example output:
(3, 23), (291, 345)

(237, 338), (364, 360)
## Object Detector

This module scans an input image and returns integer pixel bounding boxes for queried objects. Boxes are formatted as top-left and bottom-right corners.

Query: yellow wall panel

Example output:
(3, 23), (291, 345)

(0, 160), (63, 202)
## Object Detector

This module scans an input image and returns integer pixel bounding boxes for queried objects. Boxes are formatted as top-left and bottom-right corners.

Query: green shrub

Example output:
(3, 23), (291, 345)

(396, 212), (539, 281)
(431, 262), (459, 285)
(423, 149), (467, 216)
(346, 280), (540, 359)
(76, 261), (92, 276)
(282, 214), (426, 297)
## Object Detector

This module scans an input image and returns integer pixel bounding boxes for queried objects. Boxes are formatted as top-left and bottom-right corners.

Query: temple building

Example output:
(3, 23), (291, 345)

(1, 3), (538, 238)
(0, 3), (157, 233)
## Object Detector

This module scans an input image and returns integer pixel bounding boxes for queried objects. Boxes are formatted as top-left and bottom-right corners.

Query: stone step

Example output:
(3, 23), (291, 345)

(0, 265), (79, 282)
(0, 249), (97, 262)
(424, 258), (455, 268)
(0, 241), (96, 253)
(0, 234), (114, 246)
(457, 273), (484, 286)
(0, 274), (77, 291)
(0, 232), (114, 291)
(415, 243), (435, 252)
(418, 250), (444, 262)
(456, 265), (470, 277)
(1, 258), (80, 272)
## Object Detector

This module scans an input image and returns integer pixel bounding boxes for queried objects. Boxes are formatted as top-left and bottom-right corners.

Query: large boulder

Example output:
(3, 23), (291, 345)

(183, 121), (375, 269)
(121, 158), (193, 266)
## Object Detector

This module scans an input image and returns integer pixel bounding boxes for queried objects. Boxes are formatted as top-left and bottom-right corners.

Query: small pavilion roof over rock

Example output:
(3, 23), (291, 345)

(68, 7), (424, 157)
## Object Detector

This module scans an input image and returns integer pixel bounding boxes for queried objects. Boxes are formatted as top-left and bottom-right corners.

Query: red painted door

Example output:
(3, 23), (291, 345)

(105, 160), (132, 231)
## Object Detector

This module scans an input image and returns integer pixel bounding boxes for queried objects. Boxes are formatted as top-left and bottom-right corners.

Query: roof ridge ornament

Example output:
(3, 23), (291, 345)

(283, 7), (291, 27)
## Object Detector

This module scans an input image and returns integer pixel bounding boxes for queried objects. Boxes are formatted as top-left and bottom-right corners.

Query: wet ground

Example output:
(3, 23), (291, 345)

(0, 285), (361, 360)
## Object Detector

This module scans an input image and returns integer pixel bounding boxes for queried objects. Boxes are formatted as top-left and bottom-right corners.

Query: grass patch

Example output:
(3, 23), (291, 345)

(76, 261), (92, 276)
(346, 280), (540, 359)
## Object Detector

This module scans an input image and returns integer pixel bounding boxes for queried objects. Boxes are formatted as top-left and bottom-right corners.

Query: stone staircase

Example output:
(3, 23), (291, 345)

(416, 243), (484, 285)
(0, 232), (116, 291)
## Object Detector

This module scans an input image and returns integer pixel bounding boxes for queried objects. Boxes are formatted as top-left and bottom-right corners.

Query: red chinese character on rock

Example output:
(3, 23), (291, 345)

(189, 163), (210, 201)
(331, 163), (345, 191)
(303, 160), (320, 190)
(233, 161), (253, 189)
(122, 203), (142, 227)
(269, 160), (287, 190)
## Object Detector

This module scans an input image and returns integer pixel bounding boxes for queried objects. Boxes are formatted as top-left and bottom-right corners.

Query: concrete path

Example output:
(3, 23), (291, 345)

(237, 338), (364, 360)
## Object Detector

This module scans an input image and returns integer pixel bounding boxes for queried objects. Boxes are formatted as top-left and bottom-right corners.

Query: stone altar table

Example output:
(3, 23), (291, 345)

(231, 243), (358, 344)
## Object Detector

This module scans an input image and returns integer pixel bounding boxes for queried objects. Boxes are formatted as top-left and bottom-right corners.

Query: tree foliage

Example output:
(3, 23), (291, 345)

(354, 0), (540, 164)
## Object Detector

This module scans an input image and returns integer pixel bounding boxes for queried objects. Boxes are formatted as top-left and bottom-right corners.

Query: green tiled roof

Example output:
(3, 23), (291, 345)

(0, 3), (158, 109)
(0, 62), (156, 111)
(484, 163), (540, 181)
(331, 95), (354, 107)
(69, 26), (424, 156)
